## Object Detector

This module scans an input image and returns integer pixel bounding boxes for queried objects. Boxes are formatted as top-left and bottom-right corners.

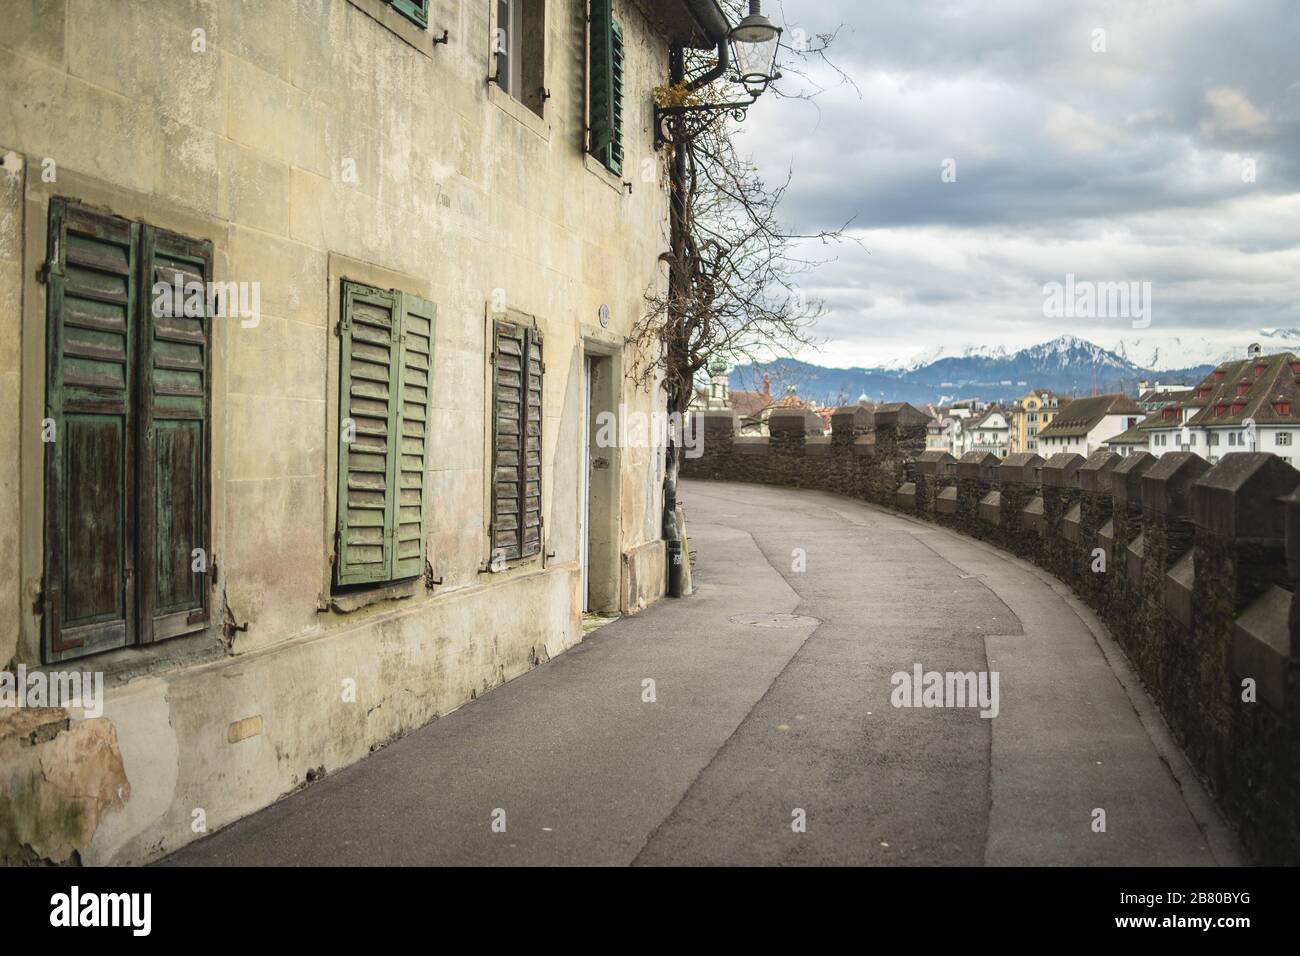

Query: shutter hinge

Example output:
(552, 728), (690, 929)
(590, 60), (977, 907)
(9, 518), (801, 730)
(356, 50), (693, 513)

(39, 236), (59, 284)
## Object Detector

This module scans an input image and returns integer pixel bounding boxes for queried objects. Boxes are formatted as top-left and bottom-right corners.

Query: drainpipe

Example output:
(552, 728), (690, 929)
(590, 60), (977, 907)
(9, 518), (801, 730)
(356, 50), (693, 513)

(663, 42), (688, 599)
(682, 0), (733, 89)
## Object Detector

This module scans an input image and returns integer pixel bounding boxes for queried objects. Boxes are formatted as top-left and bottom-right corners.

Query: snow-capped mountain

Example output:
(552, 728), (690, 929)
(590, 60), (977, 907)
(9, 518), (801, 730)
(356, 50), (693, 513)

(1109, 329), (1300, 371)
(879, 342), (1009, 373)
(728, 332), (1300, 406)
(729, 335), (1204, 406)
(1013, 335), (1134, 373)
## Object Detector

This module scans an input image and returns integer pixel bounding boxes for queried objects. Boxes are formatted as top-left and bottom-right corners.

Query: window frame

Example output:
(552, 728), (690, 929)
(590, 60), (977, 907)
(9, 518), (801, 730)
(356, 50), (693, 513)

(493, 0), (548, 118)
(333, 279), (435, 592)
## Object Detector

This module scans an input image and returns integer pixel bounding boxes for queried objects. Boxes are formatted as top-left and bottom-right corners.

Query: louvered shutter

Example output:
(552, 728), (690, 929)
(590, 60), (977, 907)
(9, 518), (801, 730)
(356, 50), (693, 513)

(43, 200), (138, 662)
(589, 0), (616, 156)
(336, 283), (400, 585)
(137, 226), (213, 643)
(392, 293), (434, 579)
(521, 327), (543, 557)
(607, 19), (625, 174)
(490, 321), (543, 562)
(491, 321), (526, 561)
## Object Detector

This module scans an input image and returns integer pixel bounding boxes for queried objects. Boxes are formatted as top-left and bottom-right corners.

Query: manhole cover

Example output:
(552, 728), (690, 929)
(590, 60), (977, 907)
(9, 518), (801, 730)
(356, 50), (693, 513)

(729, 613), (821, 628)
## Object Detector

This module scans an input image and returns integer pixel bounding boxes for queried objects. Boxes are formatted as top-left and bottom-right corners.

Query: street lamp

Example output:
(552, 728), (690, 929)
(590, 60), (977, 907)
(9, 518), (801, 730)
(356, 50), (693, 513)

(653, 0), (783, 148)
(730, 0), (783, 95)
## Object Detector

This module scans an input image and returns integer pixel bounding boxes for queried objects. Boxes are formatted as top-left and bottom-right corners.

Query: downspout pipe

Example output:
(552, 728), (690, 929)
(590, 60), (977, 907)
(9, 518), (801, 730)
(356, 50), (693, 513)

(681, 0), (732, 92)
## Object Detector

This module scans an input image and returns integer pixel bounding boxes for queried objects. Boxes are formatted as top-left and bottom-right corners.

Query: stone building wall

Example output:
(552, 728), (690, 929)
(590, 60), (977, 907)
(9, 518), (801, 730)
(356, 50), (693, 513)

(685, 406), (1300, 864)
(1, 0), (673, 864)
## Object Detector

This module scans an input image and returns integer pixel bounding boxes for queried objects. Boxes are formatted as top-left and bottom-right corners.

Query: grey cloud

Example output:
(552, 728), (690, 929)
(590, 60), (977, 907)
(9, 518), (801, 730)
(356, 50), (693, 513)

(732, 0), (1300, 364)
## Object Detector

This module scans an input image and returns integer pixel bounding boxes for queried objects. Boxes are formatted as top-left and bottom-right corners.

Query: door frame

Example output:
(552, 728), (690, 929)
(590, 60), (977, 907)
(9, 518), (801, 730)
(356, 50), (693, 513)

(580, 340), (620, 614)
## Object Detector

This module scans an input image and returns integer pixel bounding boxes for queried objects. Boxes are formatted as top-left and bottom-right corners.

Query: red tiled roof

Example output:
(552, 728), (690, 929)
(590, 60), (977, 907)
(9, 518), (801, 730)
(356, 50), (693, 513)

(1185, 352), (1300, 427)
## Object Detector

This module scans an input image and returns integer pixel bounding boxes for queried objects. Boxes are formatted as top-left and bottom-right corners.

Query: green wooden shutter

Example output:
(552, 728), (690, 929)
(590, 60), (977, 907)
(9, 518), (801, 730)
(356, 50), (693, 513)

(388, 0), (429, 28)
(491, 321), (525, 560)
(521, 327), (544, 557)
(136, 226), (214, 643)
(392, 293), (435, 580)
(607, 19), (625, 175)
(336, 283), (400, 586)
(43, 200), (139, 662)
(589, 0), (616, 156)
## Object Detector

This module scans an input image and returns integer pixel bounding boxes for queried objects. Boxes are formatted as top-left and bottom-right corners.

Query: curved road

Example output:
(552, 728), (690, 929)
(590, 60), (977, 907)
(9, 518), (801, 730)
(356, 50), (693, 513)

(164, 479), (1238, 866)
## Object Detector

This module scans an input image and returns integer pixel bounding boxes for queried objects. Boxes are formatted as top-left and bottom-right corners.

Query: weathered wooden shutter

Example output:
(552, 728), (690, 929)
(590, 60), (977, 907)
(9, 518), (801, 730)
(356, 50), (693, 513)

(336, 283), (400, 586)
(589, 0), (616, 156)
(137, 226), (214, 643)
(491, 321), (526, 561)
(392, 293), (435, 579)
(521, 327), (544, 557)
(43, 200), (138, 662)
(388, 0), (429, 28)
(490, 321), (543, 562)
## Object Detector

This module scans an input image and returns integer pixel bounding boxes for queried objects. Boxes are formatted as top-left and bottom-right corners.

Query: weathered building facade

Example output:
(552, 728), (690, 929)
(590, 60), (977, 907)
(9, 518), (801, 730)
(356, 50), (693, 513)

(0, 0), (727, 863)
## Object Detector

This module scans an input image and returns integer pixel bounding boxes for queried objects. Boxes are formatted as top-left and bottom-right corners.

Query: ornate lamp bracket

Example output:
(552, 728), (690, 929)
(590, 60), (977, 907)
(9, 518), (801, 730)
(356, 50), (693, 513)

(653, 96), (760, 150)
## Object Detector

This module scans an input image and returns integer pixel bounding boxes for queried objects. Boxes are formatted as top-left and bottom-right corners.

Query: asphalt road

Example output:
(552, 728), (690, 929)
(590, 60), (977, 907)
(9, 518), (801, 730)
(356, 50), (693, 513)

(162, 479), (1238, 866)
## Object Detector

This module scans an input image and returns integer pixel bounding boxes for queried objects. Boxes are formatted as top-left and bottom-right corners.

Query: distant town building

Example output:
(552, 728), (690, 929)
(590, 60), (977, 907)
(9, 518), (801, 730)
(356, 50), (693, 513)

(959, 408), (1012, 458)
(705, 357), (731, 410)
(1008, 389), (1062, 454)
(1136, 382), (1194, 413)
(927, 414), (960, 454)
(1037, 393), (1143, 457)
(1107, 347), (1300, 465)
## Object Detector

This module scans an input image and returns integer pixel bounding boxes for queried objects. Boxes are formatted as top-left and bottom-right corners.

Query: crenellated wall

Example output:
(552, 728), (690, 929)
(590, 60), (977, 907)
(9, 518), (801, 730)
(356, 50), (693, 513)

(685, 405), (1300, 864)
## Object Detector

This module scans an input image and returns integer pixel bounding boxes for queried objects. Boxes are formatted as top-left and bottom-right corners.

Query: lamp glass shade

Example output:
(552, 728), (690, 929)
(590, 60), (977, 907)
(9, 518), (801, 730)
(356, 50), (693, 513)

(730, 15), (781, 89)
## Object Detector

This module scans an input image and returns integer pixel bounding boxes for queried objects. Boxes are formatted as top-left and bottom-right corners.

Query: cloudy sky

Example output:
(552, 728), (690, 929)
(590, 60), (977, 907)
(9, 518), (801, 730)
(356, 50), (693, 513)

(732, 0), (1300, 369)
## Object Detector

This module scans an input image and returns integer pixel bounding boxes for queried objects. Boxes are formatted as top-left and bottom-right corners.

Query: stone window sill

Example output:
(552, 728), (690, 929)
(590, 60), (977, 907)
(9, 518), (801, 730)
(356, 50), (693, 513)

(326, 579), (420, 614)
(489, 84), (551, 142)
(584, 152), (629, 194)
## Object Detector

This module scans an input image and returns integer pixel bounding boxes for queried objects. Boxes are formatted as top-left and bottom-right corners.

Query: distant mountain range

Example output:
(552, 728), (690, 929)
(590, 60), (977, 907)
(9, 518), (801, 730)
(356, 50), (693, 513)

(728, 330), (1300, 407)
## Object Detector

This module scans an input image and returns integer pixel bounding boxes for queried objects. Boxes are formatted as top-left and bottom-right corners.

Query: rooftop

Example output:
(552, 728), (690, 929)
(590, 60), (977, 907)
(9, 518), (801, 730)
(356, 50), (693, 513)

(1184, 352), (1300, 428)
(1037, 393), (1142, 438)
